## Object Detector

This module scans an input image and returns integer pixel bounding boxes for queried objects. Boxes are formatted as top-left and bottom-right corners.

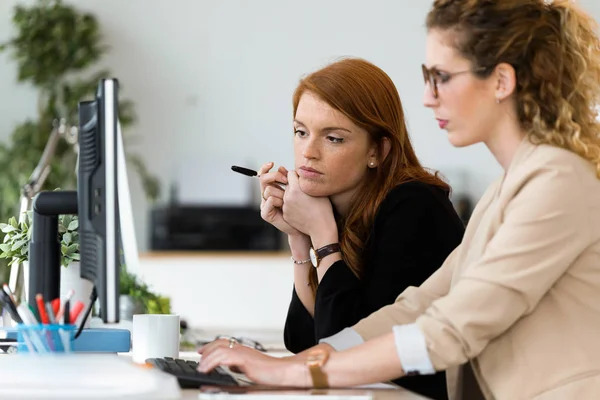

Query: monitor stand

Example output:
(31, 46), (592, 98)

(6, 190), (131, 353)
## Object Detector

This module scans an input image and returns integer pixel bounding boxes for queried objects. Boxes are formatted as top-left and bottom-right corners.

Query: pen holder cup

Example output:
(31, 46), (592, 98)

(16, 324), (77, 354)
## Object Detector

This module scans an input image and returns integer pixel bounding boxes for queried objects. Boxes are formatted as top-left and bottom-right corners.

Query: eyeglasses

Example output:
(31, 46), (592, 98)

(198, 335), (267, 352)
(421, 64), (488, 98)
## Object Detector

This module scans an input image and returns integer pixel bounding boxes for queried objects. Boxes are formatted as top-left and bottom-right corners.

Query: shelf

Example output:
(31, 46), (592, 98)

(138, 250), (289, 259)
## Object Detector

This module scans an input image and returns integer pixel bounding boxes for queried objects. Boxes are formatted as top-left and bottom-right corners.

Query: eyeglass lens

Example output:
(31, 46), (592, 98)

(421, 64), (438, 98)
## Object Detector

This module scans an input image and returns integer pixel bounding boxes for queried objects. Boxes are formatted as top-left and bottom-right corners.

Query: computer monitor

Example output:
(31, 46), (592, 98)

(77, 78), (141, 324)
(27, 78), (140, 328)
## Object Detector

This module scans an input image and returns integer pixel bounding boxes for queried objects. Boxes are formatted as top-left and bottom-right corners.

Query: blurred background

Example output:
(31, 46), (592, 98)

(1, 0), (598, 342)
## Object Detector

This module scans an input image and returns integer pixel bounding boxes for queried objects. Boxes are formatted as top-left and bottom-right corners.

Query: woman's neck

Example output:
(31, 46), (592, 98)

(329, 188), (358, 217)
(485, 116), (526, 171)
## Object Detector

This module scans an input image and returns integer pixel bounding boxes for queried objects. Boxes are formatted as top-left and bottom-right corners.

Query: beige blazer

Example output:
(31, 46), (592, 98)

(352, 138), (600, 400)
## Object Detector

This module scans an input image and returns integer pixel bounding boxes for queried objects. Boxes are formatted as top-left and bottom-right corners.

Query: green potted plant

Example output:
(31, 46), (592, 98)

(0, 0), (161, 283)
(0, 211), (79, 268)
(0, 211), (93, 324)
(119, 267), (172, 320)
(0, 211), (171, 321)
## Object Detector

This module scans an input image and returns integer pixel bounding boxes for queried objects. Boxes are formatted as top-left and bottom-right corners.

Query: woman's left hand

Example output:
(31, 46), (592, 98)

(282, 171), (337, 241)
(197, 343), (308, 387)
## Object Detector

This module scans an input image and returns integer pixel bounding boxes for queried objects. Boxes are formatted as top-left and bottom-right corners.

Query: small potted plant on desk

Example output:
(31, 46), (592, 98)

(0, 212), (92, 325)
(0, 212), (173, 326)
(119, 268), (194, 350)
(119, 267), (172, 320)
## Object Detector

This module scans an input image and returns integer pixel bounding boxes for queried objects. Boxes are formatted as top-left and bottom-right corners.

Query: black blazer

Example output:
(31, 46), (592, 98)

(283, 181), (465, 400)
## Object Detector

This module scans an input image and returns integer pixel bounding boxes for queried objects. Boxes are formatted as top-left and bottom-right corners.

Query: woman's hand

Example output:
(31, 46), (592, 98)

(198, 344), (309, 387)
(283, 171), (338, 245)
(197, 338), (238, 357)
(259, 162), (303, 237)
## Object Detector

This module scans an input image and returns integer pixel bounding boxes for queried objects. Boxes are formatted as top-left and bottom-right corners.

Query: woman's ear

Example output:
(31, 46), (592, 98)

(381, 137), (391, 161)
(368, 137), (391, 168)
(493, 62), (517, 102)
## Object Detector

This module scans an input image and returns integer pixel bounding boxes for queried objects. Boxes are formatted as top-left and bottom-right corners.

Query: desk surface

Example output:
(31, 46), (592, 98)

(118, 352), (430, 399)
(183, 388), (430, 399)
(0, 347), (428, 399)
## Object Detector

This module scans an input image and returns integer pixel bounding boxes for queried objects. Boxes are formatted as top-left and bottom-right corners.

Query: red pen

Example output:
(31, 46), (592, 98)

(36, 294), (50, 324)
(51, 298), (60, 315)
(70, 301), (85, 323)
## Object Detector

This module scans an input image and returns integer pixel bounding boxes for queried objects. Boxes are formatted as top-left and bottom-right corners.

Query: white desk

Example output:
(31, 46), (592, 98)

(188, 388), (430, 400)
(117, 351), (431, 400)
(0, 351), (430, 399)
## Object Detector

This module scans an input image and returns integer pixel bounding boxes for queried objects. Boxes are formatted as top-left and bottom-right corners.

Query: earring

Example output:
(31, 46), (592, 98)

(369, 162), (375, 167)
(496, 97), (501, 104)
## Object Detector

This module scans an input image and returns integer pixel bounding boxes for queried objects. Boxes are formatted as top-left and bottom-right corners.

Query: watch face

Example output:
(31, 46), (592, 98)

(309, 247), (318, 268)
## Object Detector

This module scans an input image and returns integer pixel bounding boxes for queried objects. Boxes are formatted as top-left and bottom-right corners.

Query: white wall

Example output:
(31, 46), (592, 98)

(1, 1), (599, 251)
(138, 254), (293, 331)
(1, 0), (600, 332)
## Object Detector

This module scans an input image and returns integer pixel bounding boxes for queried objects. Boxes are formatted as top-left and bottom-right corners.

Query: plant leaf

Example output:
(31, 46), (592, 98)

(1, 224), (17, 233)
(63, 232), (72, 245)
(11, 239), (26, 251)
(68, 219), (78, 231)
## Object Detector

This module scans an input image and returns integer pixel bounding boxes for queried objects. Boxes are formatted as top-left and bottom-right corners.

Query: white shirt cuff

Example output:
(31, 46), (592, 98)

(393, 324), (436, 375)
(319, 327), (364, 351)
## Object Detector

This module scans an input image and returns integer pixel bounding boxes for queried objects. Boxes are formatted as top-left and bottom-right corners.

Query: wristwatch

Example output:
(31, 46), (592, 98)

(309, 243), (341, 268)
(306, 348), (330, 389)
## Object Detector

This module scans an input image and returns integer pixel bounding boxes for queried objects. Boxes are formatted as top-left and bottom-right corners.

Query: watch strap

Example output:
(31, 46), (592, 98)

(306, 349), (330, 389)
(308, 364), (329, 389)
(315, 243), (341, 260)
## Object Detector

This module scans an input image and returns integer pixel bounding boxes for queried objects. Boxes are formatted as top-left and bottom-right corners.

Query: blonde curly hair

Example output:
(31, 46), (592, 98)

(427, 0), (600, 177)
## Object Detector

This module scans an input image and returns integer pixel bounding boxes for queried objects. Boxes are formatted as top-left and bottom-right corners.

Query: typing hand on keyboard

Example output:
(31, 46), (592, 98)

(145, 357), (240, 389)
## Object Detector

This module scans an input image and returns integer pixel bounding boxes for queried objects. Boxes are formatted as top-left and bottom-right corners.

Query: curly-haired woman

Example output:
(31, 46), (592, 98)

(198, 1), (600, 398)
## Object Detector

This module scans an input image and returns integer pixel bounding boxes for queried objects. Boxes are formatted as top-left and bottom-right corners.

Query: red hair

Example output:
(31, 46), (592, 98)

(293, 58), (450, 293)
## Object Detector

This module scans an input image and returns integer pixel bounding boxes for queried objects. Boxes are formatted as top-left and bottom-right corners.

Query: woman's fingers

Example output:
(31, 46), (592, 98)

(197, 338), (230, 357)
(261, 196), (284, 222)
(198, 348), (230, 373)
(258, 163), (288, 184)
(260, 171), (288, 189)
(278, 165), (289, 176)
(269, 196), (283, 208)
(262, 185), (285, 202)
(198, 347), (250, 374)
(258, 162), (274, 176)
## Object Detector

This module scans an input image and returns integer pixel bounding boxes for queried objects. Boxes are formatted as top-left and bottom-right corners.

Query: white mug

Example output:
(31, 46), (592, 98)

(132, 314), (180, 364)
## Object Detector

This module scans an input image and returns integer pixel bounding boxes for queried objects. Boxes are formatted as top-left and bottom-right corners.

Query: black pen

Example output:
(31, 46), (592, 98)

(0, 290), (22, 324)
(63, 300), (70, 325)
(231, 165), (260, 178)
(231, 165), (286, 189)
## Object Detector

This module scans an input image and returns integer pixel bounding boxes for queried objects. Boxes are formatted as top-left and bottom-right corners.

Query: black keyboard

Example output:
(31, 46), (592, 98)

(146, 357), (240, 388)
